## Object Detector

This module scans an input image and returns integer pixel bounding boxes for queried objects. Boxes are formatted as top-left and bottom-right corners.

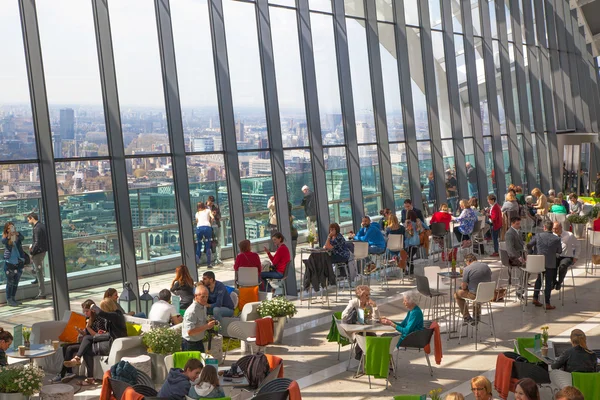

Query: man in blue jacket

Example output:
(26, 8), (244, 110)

(157, 358), (203, 400)
(202, 271), (235, 322)
(350, 216), (386, 255)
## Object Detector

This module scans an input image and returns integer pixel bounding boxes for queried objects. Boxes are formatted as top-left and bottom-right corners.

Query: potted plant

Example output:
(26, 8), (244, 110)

(257, 297), (298, 344)
(541, 326), (549, 356)
(0, 364), (45, 400)
(567, 214), (589, 238)
(22, 327), (31, 349)
(307, 230), (316, 248)
(428, 388), (442, 400)
(142, 327), (182, 383)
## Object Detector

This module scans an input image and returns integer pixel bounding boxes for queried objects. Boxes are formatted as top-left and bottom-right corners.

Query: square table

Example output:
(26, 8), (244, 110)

(437, 271), (462, 339)
(525, 346), (556, 365)
(339, 323), (397, 335)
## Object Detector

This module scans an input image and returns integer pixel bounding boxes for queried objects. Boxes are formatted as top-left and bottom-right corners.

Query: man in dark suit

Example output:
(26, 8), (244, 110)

(505, 216), (525, 266)
(526, 220), (563, 310)
(400, 199), (425, 224)
(28, 213), (48, 299)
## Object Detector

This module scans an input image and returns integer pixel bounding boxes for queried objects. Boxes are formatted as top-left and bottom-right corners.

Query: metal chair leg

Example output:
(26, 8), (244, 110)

(425, 352), (433, 377)
(572, 267), (578, 303)
(489, 302), (497, 348)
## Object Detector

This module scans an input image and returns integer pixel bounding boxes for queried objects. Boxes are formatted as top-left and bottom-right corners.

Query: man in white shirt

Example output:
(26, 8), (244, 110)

(552, 222), (581, 290)
(148, 289), (183, 325)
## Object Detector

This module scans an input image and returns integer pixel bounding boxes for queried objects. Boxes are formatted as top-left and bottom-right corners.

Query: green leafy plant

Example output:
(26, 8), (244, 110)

(22, 327), (31, 342)
(428, 388), (443, 400)
(142, 327), (182, 355)
(541, 325), (549, 347)
(307, 230), (316, 244)
(0, 364), (45, 396)
(589, 206), (600, 220)
(257, 297), (298, 318)
(567, 214), (589, 224)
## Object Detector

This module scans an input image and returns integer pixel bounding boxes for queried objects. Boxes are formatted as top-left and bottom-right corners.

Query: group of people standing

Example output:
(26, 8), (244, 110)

(2, 213), (48, 306)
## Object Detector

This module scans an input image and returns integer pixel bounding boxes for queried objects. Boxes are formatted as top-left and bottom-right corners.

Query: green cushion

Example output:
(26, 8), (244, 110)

(572, 372), (600, 400)
(126, 322), (142, 336)
(393, 395), (426, 400)
(514, 337), (538, 363)
(364, 336), (392, 379)
(326, 312), (350, 347)
(173, 351), (203, 369)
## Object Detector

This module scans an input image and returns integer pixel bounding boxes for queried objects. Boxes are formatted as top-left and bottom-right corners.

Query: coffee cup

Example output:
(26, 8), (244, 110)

(52, 340), (60, 350)
(18, 346), (26, 356)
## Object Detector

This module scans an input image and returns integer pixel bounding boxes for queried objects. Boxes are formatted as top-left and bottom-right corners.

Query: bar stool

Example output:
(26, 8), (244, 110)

(415, 275), (445, 321)
(457, 281), (497, 350)
(353, 241), (369, 284)
(333, 260), (352, 302)
(586, 230), (600, 276)
(557, 258), (578, 306)
(497, 249), (518, 306)
(430, 223), (448, 263)
(384, 234), (404, 284)
(518, 255), (546, 312)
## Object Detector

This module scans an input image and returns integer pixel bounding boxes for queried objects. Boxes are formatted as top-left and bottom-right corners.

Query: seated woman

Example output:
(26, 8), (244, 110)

(501, 192), (520, 213)
(324, 222), (351, 264)
(64, 299), (126, 386)
(453, 199), (478, 247)
(341, 285), (378, 323)
(430, 203), (452, 231)
(550, 197), (567, 214)
(104, 288), (145, 318)
(53, 299), (108, 384)
(261, 232), (291, 292)
(404, 219), (421, 275)
(171, 265), (195, 310)
(469, 376), (494, 400)
(188, 365), (225, 399)
(515, 186), (526, 205)
(380, 291), (423, 345)
(0, 328), (13, 366)
(551, 329), (598, 373)
(594, 214), (600, 232)
(385, 214), (405, 237)
(558, 192), (570, 210)
(233, 239), (261, 284)
(532, 188), (548, 217)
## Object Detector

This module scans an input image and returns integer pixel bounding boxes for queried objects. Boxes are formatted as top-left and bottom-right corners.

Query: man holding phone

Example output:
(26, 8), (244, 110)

(28, 213), (48, 300)
(182, 285), (216, 352)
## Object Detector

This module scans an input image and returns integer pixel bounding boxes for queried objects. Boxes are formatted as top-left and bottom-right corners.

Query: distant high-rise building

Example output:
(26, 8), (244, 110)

(356, 122), (369, 143)
(60, 108), (75, 140)
(258, 138), (269, 159)
(192, 137), (215, 152)
(326, 114), (342, 131)
(53, 134), (62, 158)
(235, 121), (245, 142)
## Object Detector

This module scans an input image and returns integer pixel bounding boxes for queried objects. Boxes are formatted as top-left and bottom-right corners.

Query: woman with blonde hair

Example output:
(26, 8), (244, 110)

(501, 192), (520, 213)
(470, 376), (493, 400)
(551, 329), (597, 373)
(531, 188), (548, 216)
(445, 393), (465, 400)
(341, 285), (378, 322)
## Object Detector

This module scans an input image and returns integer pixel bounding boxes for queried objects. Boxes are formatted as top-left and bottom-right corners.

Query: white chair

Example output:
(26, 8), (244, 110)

(334, 317), (355, 369)
(498, 248), (521, 306)
(519, 255), (546, 312)
(384, 234), (404, 284)
(227, 320), (265, 355)
(586, 230), (600, 275)
(333, 256), (353, 302)
(355, 334), (401, 389)
(236, 267), (260, 287)
(353, 241), (369, 283)
(457, 281), (497, 350)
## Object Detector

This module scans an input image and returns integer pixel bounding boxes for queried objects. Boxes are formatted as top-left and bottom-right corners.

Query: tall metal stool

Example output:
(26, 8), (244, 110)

(384, 234), (404, 284)
(518, 255), (546, 312)
(457, 281), (498, 350)
(498, 248), (520, 306)
(586, 230), (600, 276)
(430, 223), (449, 264)
(353, 241), (369, 284)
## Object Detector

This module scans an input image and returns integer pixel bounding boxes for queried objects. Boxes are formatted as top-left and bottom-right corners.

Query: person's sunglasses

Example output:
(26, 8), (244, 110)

(471, 387), (486, 392)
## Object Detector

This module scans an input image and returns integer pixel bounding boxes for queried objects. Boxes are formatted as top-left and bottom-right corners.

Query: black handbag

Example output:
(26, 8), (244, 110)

(92, 333), (113, 356)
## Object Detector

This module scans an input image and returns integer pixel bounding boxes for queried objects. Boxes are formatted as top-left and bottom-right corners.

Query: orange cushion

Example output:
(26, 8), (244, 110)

(58, 312), (86, 343)
(238, 286), (259, 310)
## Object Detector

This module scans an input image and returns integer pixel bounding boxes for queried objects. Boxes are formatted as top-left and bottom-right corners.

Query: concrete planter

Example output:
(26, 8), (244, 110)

(273, 317), (287, 344)
(148, 352), (168, 383)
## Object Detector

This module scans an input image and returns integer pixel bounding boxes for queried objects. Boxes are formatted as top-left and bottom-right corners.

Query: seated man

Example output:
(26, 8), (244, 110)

(157, 358), (203, 400)
(349, 216), (386, 255)
(552, 222), (580, 290)
(454, 253), (492, 324)
(201, 271), (234, 322)
(380, 291), (423, 345)
(148, 289), (183, 325)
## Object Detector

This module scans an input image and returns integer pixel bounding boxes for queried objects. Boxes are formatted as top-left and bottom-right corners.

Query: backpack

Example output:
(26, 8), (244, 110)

(244, 353), (270, 389)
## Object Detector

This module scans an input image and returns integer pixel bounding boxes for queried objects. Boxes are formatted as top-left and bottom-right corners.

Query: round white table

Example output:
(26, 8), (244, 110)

(6, 343), (57, 365)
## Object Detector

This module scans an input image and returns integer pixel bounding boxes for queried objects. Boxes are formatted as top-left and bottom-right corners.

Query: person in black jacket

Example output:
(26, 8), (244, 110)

(400, 199), (425, 224)
(171, 265), (195, 310)
(2, 222), (26, 307)
(63, 298), (126, 386)
(27, 213), (48, 299)
(551, 329), (598, 373)
(158, 358), (203, 400)
(301, 186), (317, 233)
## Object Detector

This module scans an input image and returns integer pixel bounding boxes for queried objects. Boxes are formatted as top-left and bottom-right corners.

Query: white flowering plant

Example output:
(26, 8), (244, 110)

(257, 297), (297, 318)
(0, 364), (45, 396)
(142, 327), (182, 355)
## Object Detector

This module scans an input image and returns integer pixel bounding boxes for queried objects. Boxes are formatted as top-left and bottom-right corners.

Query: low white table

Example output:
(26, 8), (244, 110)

(339, 323), (396, 334)
(6, 344), (56, 365)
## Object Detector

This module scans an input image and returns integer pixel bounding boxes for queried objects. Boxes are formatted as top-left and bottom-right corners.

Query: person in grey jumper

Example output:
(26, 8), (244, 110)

(526, 220), (562, 310)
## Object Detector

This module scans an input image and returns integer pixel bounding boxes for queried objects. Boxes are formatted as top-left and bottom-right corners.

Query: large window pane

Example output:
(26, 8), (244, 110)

(455, 35), (473, 138)
(390, 143), (410, 210)
(187, 155), (231, 253)
(270, 7), (308, 148)
(488, 0), (498, 39)
(347, 19), (375, 144)
(311, 13), (344, 145)
(38, 0), (108, 159)
(517, 134), (527, 190)
(432, 31), (452, 139)
(493, 41), (507, 136)
(223, 0), (268, 150)
(418, 142), (434, 211)
(452, 0), (463, 33)
(378, 23), (404, 142)
(56, 160), (121, 274)
(502, 135), (511, 189)
(523, 47), (534, 132)
(404, 0), (419, 26)
(344, 0), (364, 17)
(126, 157), (181, 262)
(484, 137), (496, 194)
(310, 0), (331, 12)
(474, 37), (490, 137)
(505, 1), (513, 42)
(109, 0), (170, 154)
(285, 150), (314, 234)
(0, 1), (37, 160)
(471, 0), (482, 37)
(239, 151), (274, 241)
(465, 138), (479, 198)
(359, 145), (381, 216)
(171, 0), (222, 152)
(376, 0), (393, 22)
(408, 28), (429, 140)
(324, 147), (352, 225)
(509, 43), (522, 133)
(442, 140), (459, 212)
(429, 0), (442, 30)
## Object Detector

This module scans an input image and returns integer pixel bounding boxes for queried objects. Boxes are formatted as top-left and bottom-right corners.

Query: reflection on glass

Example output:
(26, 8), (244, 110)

(171, 0), (222, 152)
(484, 137), (496, 194)
(223, 0), (268, 149)
(502, 135), (511, 189)
(408, 28), (429, 140)
(531, 134), (540, 186)
(474, 37), (490, 137)
(38, 0), (108, 159)
(429, 0), (442, 30)
(505, 1), (513, 42)
(509, 43), (522, 133)
(108, 0), (170, 154)
(376, 0), (393, 22)
(55, 160), (121, 274)
(359, 145), (381, 216)
(471, 0), (481, 36)
(455, 35), (473, 138)
(344, 0), (364, 17)
(269, 0), (295, 5)
(324, 147), (352, 224)
(0, 1), (37, 160)
(517, 134), (526, 189)
(310, 0), (331, 12)
(390, 143), (410, 210)
(347, 19), (376, 144)
(489, 0), (497, 39)
(464, 138), (479, 197)
(126, 157), (181, 262)
(417, 142), (434, 205)
(378, 23), (404, 142)
(187, 155), (230, 250)
(431, 31), (452, 139)
(270, 7), (308, 148)
(452, 0), (463, 33)
(442, 140), (458, 211)
(493, 41), (506, 136)
(311, 13), (345, 145)
(523, 48), (534, 132)
(285, 150), (314, 234)
(404, 0), (419, 26)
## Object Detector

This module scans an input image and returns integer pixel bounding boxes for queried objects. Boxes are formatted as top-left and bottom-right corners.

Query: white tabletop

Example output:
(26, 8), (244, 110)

(218, 366), (249, 387)
(6, 344), (56, 360)
(339, 323), (396, 334)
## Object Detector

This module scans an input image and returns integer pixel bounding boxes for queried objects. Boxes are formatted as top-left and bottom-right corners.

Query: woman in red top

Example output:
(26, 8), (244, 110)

(430, 203), (453, 230)
(486, 194), (502, 256)
(261, 232), (291, 292)
(233, 239), (261, 283)
(593, 216), (600, 232)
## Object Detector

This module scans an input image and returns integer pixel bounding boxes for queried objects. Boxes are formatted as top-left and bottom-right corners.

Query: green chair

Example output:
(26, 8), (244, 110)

(393, 396), (426, 400)
(327, 312), (352, 360)
(356, 335), (401, 389)
(572, 372), (600, 400)
(514, 337), (538, 363)
(172, 351), (204, 369)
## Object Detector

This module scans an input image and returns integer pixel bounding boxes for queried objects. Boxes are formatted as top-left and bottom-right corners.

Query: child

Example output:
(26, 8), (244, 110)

(0, 328), (14, 366)
(188, 365), (225, 399)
